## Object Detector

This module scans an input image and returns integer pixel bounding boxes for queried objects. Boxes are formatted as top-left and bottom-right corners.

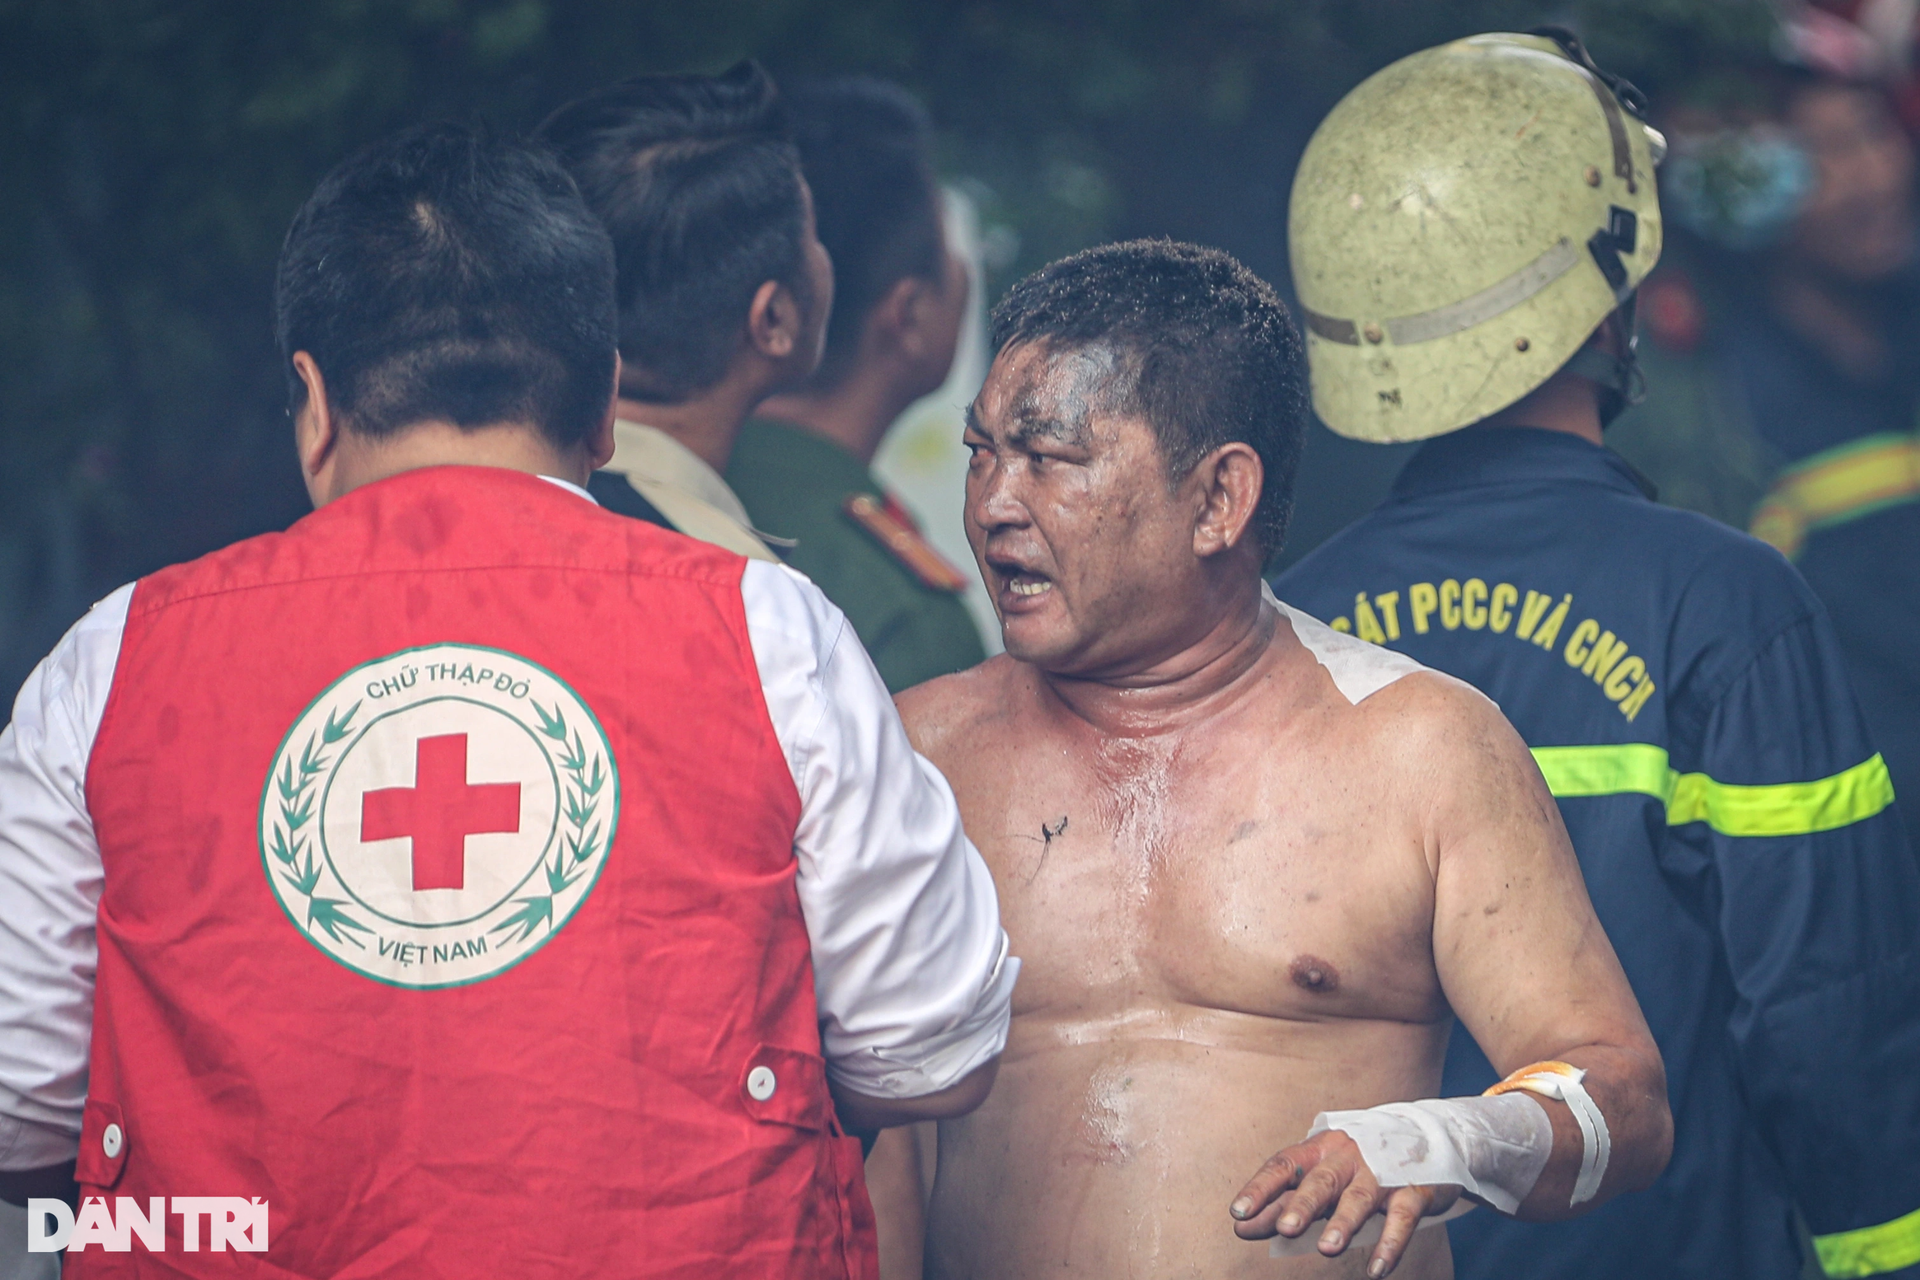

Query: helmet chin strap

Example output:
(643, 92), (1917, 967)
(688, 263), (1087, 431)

(1561, 299), (1646, 427)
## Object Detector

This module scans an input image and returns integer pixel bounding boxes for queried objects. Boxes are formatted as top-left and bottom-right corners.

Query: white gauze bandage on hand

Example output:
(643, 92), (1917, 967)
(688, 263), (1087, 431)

(1309, 1092), (1554, 1215)
(1268, 1092), (1546, 1259)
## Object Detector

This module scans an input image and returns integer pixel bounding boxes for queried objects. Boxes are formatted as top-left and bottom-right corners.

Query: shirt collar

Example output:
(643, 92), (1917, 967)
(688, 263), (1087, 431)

(608, 419), (755, 525)
(537, 474), (597, 504)
(1389, 426), (1654, 503)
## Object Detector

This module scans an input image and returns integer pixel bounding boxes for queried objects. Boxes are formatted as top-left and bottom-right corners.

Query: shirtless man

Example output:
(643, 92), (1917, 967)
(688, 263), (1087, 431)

(895, 240), (1671, 1278)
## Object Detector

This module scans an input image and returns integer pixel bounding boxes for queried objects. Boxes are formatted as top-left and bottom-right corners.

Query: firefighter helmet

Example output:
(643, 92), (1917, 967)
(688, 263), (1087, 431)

(1289, 31), (1666, 442)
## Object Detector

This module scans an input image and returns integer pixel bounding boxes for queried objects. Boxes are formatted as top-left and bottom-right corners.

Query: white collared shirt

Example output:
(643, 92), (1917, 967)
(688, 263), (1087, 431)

(0, 472), (1014, 1166)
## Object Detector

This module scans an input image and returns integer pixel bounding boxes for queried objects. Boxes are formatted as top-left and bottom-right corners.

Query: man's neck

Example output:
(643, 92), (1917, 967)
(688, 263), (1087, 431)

(617, 382), (762, 474)
(757, 366), (915, 466)
(318, 421), (589, 506)
(1037, 578), (1276, 737)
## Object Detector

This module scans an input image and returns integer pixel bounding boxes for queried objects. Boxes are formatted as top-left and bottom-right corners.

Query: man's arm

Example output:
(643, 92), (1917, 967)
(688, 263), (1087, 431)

(1232, 677), (1669, 1274)
(1677, 609), (1920, 1280)
(741, 561), (1016, 1127)
(1423, 683), (1671, 1210)
(0, 586), (131, 1201)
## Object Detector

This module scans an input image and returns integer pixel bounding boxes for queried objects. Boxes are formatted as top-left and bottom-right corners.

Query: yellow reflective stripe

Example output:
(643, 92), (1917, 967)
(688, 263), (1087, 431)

(1531, 743), (1675, 800)
(1529, 747), (1895, 837)
(1751, 433), (1920, 559)
(1813, 1204), (1920, 1277)
(1669, 754), (1895, 836)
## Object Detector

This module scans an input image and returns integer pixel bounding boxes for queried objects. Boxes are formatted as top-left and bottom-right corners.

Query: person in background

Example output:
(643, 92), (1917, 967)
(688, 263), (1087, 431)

(0, 122), (1015, 1277)
(1276, 28), (1920, 1280)
(1611, 0), (1920, 856)
(535, 61), (832, 562)
(728, 78), (985, 695)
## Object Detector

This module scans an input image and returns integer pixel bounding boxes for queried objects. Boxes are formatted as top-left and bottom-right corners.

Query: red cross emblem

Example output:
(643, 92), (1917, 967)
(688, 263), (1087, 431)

(360, 734), (522, 891)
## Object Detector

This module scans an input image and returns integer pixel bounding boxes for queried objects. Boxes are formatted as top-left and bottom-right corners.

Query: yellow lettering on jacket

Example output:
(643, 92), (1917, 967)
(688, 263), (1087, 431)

(1462, 578), (1489, 630)
(1489, 582), (1518, 633)
(1532, 594), (1572, 649)
(1410, 582), (1438, 634)
(1516, 590), (1551, 640)
(1603, 655), (1645, 701)
(1583, 631), (1629, 684)
(1375, 591), (1402, 640)
(1315, 576), (1651, 723)
(1619, 672), (1657, 721)
(1564, 618), (1600, 667)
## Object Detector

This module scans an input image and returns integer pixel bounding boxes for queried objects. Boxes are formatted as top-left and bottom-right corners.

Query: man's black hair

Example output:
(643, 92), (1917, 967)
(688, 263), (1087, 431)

(990, 239), (1307, 557)
(535, 61), (811, 404)
(274, 121), (617, 448)
(783, 77), (945, 389)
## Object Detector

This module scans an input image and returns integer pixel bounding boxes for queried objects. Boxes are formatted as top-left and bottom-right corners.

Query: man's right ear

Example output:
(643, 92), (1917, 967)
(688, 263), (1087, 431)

(291, 351), (341, 508)
(745, 278), (802, 362)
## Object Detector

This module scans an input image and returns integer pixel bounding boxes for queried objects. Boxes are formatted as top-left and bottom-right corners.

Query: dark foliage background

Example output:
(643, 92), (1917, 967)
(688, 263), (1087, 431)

(0, 0), (1773, 701)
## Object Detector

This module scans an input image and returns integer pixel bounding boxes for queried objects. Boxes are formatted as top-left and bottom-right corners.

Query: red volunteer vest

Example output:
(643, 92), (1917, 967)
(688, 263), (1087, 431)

(74, 466), (876, 1278)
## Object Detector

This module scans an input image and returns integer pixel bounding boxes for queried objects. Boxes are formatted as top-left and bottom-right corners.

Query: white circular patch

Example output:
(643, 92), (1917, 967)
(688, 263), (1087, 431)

(259, 643), (618, 988)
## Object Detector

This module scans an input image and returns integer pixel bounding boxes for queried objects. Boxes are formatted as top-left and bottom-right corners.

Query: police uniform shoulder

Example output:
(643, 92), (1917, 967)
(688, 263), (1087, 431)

(725, 418), (859, 538)
(839, 493), (971, 593)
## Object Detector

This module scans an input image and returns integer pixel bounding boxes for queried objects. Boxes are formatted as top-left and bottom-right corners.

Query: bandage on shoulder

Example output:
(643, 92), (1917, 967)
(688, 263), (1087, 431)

(1485, 1061), (1611, 1206)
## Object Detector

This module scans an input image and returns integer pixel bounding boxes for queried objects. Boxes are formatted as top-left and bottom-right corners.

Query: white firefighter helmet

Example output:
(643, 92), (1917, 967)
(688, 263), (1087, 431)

(1289, 31), (1666, 442)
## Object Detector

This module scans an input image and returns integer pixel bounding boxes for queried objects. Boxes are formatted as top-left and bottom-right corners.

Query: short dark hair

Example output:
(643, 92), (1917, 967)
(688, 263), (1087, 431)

(535, 61), (812, 404)
(274, 121), (617, 449)
(990, 240), (1307, 556)
(783, 78), (945, 389)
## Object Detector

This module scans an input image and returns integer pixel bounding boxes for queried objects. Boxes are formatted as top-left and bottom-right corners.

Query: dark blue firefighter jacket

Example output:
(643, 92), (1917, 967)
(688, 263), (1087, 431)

(1275, 426), (1920, 1280)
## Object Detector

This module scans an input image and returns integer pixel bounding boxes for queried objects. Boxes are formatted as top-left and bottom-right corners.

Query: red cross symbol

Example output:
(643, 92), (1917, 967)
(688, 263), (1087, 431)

(361, 734), (521, 891)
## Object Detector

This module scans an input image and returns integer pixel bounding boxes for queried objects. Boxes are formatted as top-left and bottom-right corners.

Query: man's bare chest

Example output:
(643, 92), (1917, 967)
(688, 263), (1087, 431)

(951, 738), (1448, 1029)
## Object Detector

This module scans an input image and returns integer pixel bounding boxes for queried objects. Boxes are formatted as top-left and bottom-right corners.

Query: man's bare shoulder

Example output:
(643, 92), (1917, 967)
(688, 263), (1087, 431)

(1275, 600), (1524, 780)
(895, 653), (1030, 759)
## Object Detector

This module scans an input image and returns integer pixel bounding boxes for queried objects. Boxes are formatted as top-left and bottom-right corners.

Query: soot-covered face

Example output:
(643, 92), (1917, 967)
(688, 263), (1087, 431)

(964, 340), (1213, 677)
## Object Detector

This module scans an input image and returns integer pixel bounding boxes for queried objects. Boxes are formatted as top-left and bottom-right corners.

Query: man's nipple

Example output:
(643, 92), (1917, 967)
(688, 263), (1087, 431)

(1289, 955), (1340, 994)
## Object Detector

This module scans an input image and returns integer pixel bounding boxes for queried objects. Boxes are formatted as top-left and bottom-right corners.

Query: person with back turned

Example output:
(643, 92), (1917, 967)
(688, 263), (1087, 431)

(728, 77), (985, 694)
(0, 122), (1014, 1277)
(1276, 30), (1920, 1280)
(536, 62), (833, 561)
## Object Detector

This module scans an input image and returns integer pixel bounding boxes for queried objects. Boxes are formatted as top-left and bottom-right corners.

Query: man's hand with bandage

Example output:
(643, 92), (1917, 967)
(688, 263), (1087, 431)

(1228, 710), (1673, 1277)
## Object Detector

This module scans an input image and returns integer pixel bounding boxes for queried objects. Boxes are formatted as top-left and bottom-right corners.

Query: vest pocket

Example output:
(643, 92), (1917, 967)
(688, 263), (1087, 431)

(75, 1099), (128, 1189)
(738, 1044), (832, 1131)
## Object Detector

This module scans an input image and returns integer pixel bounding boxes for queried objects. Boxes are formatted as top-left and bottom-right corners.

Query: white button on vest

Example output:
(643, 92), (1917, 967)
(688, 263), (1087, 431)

(101, 1123), (123, 1158)
(746, 1066), (777, 1102)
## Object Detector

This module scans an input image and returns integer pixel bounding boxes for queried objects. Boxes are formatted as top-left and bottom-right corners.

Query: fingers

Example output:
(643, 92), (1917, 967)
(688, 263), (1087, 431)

(1361, 1184), (1461, 1277)
(1228, 1146), (1305, 1227)
(1284, 1149), (1361, 1236)
(1365, 1186), (1435, 1277)
(1315, 1173), (1385, 1256)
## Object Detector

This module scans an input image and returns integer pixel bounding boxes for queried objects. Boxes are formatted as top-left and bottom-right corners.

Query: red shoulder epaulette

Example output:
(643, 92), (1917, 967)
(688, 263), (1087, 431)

(841, 493), (971, 592)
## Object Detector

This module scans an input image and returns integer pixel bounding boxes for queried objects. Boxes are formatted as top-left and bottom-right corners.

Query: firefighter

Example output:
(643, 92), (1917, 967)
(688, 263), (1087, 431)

(1275, 30), (1920, 1280)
